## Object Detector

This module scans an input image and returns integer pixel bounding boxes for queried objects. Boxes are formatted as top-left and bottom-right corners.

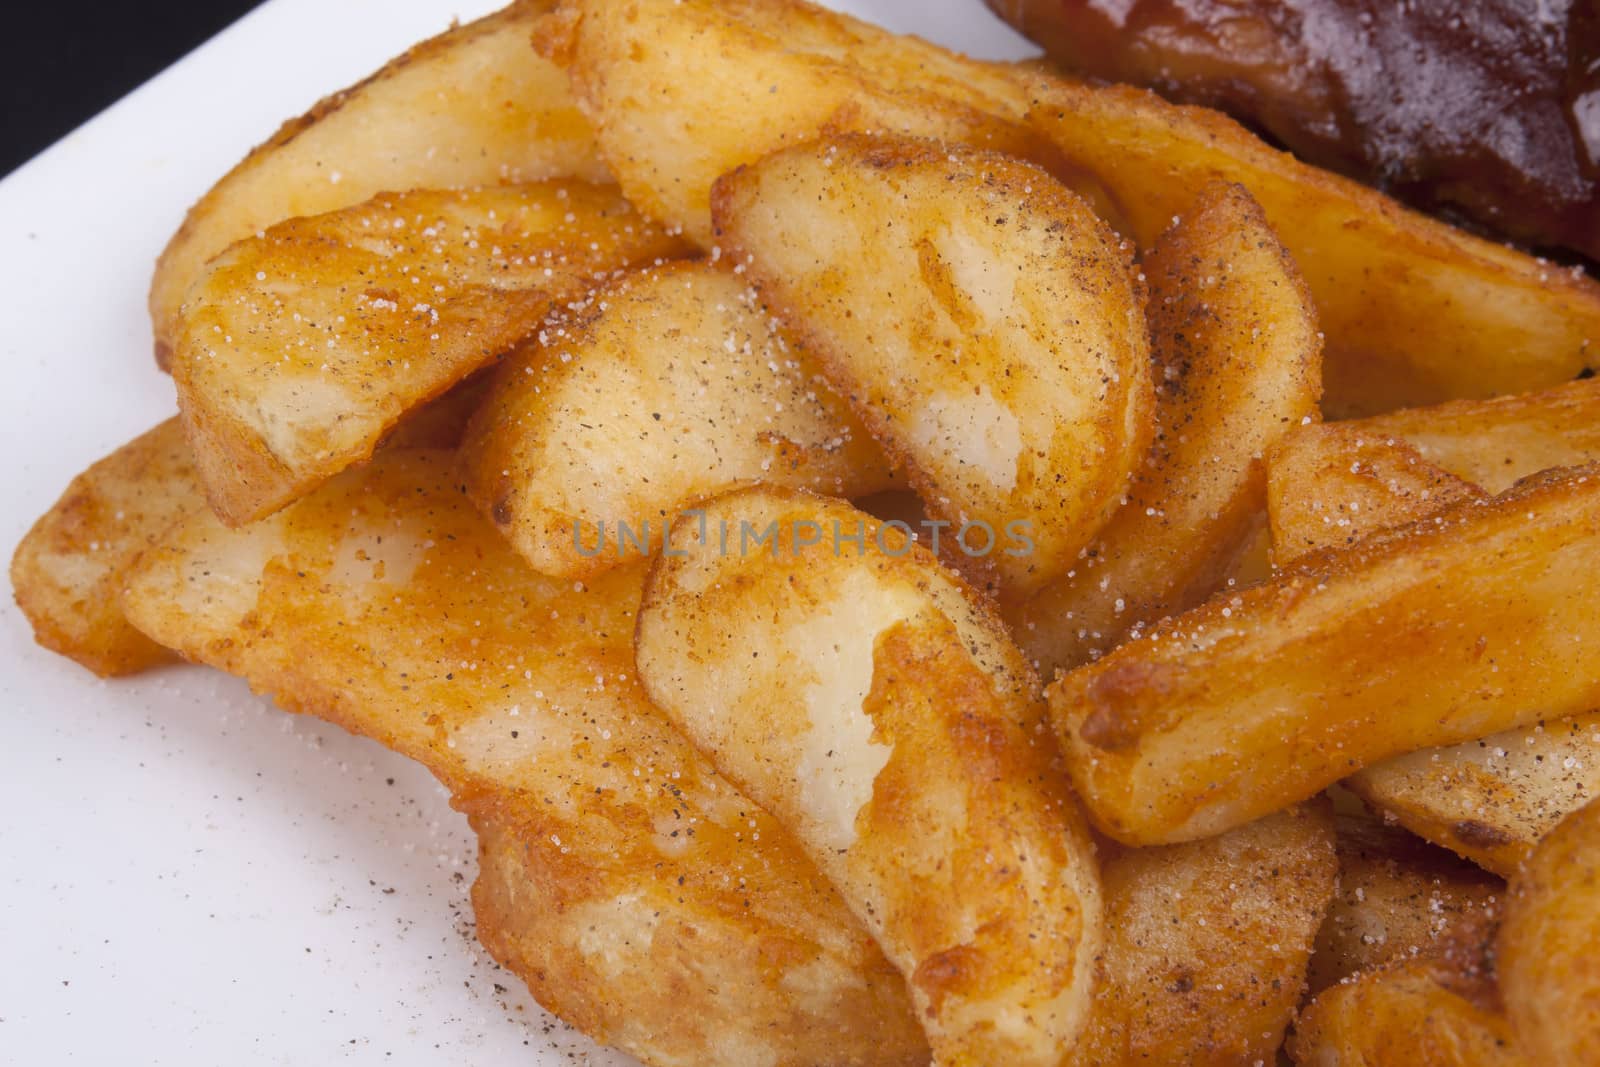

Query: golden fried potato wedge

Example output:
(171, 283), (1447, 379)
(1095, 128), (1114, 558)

(1079, 805), (1336, 1065)
(1268, 424), (1488, 563)
(10, 419), (205, 676)
(1309, 814), (1504, 994)
(538, 0), (1094, 248)
(150, 0), (609, 366)
(1498, 800), (1600, 1067)
(1019, 75), (1600, 415)
(461, 261), (893, 578)
(1350, 715), (1600, 878)
(119, 451), (926, 1067)
(1330, 377), (1600, 494)
(1014, 181), (1321, 676)
(1289, 953), (1527, 1067)
(1048, 464), (1600, 845)
(1268, 426), (1600, 875)
(714, 136), (1152, 600)
(636, 487), (1102, 1065)
(171, 183), (685, 525)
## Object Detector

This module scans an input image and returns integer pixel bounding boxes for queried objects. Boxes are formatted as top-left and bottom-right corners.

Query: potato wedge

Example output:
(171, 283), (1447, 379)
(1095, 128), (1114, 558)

(171, 183), (685, 525)
(1048, 464), (1600, 845)
(118, 450), (926, 1067)
(1268, 424), (1488, 563)
(1289, 953), (1527, 1067)
(150, 0), (609, 366)
(1269, 425), (1600, 875)
(10, 419), (205, 676)
(1019, 75), (1600, 415)
(1498, 800), (1600, 1067)
(1309, 813), (1504, 994)
(1329, 377), (1600, 494)
(538, 0), (1100, 248)
(1078, 804), (1336, 1066)
(461, 260), (894, 578)
(714, 136), (1152, 600)
(1014, 181), (1322, 676)
(636, 487), (1102, 1065)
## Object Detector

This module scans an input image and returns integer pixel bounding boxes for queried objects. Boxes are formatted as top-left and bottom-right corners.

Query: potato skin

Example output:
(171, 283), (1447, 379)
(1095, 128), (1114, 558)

(9, 419), (204, 676)
(120, 451), (926, 1067)
(1498, 800), (1600, 1067)
(150, 0), (609, 367)
(1050, 464), (1600, 844)
(1014, 180), (1321, 677)
(713, 135), (1153, 601)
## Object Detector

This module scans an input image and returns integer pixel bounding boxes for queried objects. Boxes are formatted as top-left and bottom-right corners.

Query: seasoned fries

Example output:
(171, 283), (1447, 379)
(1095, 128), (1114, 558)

(149, 0), (608, 366)
(462, 261), (893, 578)
(118, 451), (927, 1067)
(636, 488), (1102, 1065)
(1499, 800), (1600, 1067)
(1080, 805), (1335, 1065)
(715, 136), (1152, 599)
(1050, 464), (1600, 844)
(171, 183), (684, 525)
(1015, 181), (1321, 674)
(10, 419), (204, 676)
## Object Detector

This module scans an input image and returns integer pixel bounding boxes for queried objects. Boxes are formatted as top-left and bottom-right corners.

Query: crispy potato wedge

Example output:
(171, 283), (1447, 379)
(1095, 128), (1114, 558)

(150, 0), (609, 366)
(1309, 814), (1504, 994)
(9, 419), (204, 676)
(1269, 426), (1600, 875)
(171, 183), (685, 525)
(636, 487), (1102, 1065)
(713, 136), (1152, 600)
(538, 0), (1103, 248)
(1499, 800), (1600, 1067)
(119, 451), (926, 1067)
(1049, 464), (1600, 845)
(1018, 75), (1600, 415)
(461, 260), (894, 578)
(1268, 424), (1489, 563)
(1289, 953), (1527, 1067)
(1330, 377), (1600, 494)
(1078, 804), (1336, 1066)
(1014, 181), (1322, 676)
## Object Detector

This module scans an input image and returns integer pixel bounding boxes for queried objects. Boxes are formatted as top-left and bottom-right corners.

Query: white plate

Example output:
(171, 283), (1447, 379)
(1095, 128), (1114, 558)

(0, 2), (1035, 1063)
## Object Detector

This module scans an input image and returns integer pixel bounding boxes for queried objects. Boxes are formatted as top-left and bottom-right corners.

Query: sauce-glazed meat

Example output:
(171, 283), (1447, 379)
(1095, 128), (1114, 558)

(988, 0), (1600, 259)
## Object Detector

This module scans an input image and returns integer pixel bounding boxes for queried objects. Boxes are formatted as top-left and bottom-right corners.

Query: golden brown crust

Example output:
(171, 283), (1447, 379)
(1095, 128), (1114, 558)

(150, 0), (609, 367)
(1049, 464), (1600, 844)
(9, 419), (205, 675)
(1014, 180), (1322, 677)
(119, 451), (925, 1067)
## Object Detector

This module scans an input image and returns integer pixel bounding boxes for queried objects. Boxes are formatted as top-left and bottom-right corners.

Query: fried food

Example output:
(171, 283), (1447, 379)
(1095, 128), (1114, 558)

(9, 419), (204, 676)
(150, 0), (609, 367)
(636, 487), (1102, 1065)
(537, 0), (1089, 248)
(713, 135), (1152, 600)
(1018, 75), (1600, 414)
(171, 183), (685, 525)
(1308, 813), (1504, 994)
(1267, 424), (1488, 562)
(1078, 804), (1336, 1066)
(1289, 952), (1527, 1066)
(1268, 424), (1600, 875)
(1498, 799), (1600, 1067)
(118, 451), (926, 1067)
(1013, 181), (1321, 676)
(1049, 464), (1600, 845)
(1330, 377), (1600, 494)
(461, 261), (893, 579)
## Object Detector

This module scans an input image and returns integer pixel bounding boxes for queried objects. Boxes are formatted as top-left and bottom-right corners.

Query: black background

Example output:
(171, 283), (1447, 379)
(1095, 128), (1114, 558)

(2, 2), (265, 177)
